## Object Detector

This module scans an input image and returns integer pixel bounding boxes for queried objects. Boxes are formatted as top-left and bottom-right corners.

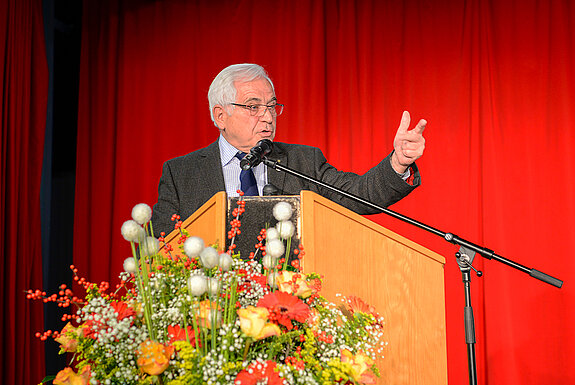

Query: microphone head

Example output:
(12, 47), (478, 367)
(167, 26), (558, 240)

(241, 139), (274, 170)
(254, 139), (273, 155)
(240, 157), (252, 170)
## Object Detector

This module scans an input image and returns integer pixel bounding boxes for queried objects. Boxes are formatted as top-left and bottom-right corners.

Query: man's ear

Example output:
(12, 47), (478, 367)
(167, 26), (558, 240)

(213, 105), (226, 129)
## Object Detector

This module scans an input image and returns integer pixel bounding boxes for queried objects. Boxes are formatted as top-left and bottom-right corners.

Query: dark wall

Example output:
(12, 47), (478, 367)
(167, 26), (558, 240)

(41, 0), (82, 375)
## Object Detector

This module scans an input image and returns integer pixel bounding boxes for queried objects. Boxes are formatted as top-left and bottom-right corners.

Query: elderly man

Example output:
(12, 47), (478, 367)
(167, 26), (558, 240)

(151, 63), (426, 236)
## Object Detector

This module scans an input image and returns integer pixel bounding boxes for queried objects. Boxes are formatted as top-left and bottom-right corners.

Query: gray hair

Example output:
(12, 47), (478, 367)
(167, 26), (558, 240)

(208, 63), (275, 125)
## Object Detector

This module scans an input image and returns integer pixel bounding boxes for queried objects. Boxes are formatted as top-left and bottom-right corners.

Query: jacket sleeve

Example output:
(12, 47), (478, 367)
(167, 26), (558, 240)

(151, 160), (180, 237)
(285, 146), (420, 215)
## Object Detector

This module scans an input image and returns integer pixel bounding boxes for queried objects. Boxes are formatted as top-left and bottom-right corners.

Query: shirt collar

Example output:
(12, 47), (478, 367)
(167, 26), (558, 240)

(218, 135), (241, 167)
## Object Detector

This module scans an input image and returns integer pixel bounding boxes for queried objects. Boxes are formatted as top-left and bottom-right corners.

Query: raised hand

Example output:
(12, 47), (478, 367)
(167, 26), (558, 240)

(391, 111), (427, 174)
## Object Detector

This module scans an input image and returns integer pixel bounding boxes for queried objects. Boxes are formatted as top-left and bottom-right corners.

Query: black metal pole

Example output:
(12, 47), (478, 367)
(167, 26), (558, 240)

(262, 156), (564, 385)
(263, 157), (563, 288)
(462, 268), (478, 385)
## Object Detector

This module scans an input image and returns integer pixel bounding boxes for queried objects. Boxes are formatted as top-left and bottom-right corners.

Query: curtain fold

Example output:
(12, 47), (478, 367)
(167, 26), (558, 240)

(0, 0), (49, 384)
(73, 1), (574, 384)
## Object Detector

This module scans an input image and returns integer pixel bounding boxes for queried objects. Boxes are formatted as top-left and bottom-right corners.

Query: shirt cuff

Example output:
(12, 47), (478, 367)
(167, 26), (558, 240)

(397, 168), (410, 180)
(397, 166), (415, 185)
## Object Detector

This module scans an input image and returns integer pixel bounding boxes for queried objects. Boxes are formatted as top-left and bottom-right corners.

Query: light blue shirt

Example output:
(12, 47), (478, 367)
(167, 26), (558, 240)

(219, 135), (268, 197)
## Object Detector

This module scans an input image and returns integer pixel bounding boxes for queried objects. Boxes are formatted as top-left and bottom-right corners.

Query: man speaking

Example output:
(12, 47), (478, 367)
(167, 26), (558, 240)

(151, 63), (427, 236)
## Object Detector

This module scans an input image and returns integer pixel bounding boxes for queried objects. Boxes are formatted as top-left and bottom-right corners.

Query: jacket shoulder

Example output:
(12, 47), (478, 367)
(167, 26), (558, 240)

(272, 142), (321, 156)
(164, 141), (219, 167)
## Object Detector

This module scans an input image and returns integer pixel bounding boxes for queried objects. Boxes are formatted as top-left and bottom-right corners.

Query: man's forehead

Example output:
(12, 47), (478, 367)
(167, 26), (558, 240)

(234, 79), (275, 101)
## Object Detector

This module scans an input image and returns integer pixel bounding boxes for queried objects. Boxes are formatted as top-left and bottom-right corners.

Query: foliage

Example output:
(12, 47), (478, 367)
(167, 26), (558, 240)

(28, 198), (385, 385)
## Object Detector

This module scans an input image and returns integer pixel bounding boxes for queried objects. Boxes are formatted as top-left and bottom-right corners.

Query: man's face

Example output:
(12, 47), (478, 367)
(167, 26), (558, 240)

(215, 78), (277, 153)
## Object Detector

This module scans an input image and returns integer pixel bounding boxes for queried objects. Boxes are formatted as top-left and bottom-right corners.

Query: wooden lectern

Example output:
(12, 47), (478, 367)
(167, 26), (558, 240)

(163, 190), (448, 385)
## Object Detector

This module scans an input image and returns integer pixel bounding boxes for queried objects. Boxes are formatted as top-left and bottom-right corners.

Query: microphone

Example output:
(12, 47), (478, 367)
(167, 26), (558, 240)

(240, 139), (273, 170)
(263, 183), (280, 196)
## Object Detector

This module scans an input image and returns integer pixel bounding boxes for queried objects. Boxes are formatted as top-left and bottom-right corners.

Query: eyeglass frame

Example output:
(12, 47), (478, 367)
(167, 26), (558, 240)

(230, 102), (284, 117)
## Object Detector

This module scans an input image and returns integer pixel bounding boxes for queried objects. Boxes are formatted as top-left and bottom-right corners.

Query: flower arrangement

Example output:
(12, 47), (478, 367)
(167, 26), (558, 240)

(28, 197), (386, 385)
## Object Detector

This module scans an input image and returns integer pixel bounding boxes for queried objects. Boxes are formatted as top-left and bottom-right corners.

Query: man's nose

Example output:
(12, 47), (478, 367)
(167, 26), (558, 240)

(259, 106), (274, 122)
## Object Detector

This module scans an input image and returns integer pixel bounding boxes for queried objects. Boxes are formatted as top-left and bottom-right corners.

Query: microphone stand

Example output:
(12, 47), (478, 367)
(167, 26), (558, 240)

(262, 156), (563, 385)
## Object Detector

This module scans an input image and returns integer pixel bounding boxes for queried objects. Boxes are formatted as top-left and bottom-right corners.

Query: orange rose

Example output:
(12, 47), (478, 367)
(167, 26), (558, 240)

(55, 323), (82, 353)
(341, 349), (376, 384)
(276, 271), (312, 298)
(238, 306), (281, 340)
(53, 366), (90, 385)
(196, 300), (222, 329)
(137, 340), (174, 376)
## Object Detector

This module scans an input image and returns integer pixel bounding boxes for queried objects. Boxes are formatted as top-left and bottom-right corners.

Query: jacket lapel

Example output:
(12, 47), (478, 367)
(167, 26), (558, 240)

(267, 143), (288, 194)
(198, 141), (226, 192)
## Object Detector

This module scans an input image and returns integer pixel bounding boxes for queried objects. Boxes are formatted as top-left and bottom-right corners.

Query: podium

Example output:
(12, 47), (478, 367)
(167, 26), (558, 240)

(163, 191), (448, 385)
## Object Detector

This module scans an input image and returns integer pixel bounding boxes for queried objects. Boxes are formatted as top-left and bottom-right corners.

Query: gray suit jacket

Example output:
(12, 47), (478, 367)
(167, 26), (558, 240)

(151, 141), (420, 236)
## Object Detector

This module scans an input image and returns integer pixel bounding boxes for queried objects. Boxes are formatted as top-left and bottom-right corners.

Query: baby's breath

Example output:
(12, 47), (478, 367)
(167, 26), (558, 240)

(32, 201), (386, 385)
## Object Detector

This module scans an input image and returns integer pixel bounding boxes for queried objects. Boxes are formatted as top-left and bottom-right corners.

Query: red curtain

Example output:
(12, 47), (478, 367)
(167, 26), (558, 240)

(0, 0), (48, 384)
(74, 1), (575, 384)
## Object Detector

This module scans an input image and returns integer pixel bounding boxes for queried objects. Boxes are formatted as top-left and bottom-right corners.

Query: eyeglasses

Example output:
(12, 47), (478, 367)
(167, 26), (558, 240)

(230, 103), (284, 117)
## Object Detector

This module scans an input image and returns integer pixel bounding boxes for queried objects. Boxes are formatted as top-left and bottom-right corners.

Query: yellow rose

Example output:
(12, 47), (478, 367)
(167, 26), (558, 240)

(257, 322), (282, 340)
(137, 340), (174, 376)
(238, 306), (281, 340)
(341, 349), (376, 384)
(276, 271), (312, 298)
(54, 323), (81, 353)
(53, 366), (90, 385)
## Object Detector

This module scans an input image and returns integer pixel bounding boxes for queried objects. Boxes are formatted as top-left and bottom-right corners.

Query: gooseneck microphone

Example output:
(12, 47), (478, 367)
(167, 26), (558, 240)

(240, 139), (273, 170)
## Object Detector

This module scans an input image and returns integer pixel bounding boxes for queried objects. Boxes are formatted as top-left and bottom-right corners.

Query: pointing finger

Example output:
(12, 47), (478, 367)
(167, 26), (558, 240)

(397, 111), (411, 134)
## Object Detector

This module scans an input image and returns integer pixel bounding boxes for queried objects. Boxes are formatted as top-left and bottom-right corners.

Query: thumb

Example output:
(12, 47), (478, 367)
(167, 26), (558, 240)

(411, 119), (427, 135)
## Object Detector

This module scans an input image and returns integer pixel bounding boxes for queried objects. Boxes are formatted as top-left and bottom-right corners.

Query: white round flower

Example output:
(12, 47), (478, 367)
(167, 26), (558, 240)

(187, 275), (208, 296)
(121, 220), (145, 243)
(273, 201), (293, 221)
(276, 220), (295, 239)
(266, 227), (280, 241)
(262, 255), (277, 269)
(123, 257), (138, 273)
(267, 272), (278, 288)
(266, 238), (285, 259)
(200, 247), (219, 269)
(184, 236), (205, 257)
(207, 278), (221, 296)
(140, 236), (159, 256)
(219, 253), (233, 272)
(131, 203), (152, 225)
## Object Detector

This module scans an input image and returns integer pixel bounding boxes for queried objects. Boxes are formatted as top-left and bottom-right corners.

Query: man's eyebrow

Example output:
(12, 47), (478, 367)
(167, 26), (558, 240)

(243, 97), (263, 103)
(243, 96), (277, 104)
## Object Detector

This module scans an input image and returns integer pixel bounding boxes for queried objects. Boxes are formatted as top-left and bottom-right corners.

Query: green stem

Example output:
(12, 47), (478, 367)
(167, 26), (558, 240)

(242, 340), (252, 361)
(227, 278), (238, 324)
(130, 242), (155, 340)
(189, 300), (202, 353)
(149, 221), (155, 238)
(202, 321), (209, 356)
(282, 236), (292, 271)
(210, 297), (217, 352)
(181, 303), (191, 345)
